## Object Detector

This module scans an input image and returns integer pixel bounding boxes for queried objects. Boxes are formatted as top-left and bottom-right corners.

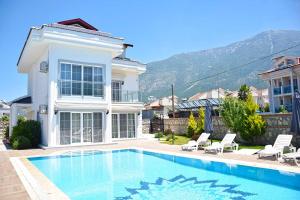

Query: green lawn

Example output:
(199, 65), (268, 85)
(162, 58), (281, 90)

(159, 136), (264, 150)
(159, 135), (190, 145)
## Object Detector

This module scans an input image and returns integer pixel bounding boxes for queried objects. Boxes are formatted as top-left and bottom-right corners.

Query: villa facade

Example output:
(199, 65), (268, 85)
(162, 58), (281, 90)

(259, 56), (300, 113)
(10, 19), (146, 147)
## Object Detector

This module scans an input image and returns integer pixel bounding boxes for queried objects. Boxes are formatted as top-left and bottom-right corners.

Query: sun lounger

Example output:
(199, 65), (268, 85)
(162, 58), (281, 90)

(282, 148), (300, 166)
(258, 134), (293, 160)
(181, 133), (210, 151)
(204, 133), (238, 154)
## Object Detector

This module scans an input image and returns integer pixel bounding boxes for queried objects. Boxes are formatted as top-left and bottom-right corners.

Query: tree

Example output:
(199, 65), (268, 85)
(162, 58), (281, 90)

(187, 112), (197, 137)
(238, 84), (251, 101)
(196, 107), (205, 134)
(220, 96), (246, 133)
(220, 95), (266, 142)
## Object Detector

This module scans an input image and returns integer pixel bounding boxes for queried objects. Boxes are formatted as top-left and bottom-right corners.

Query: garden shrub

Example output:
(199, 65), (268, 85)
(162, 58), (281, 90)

(196, 107), (205, 134)
(12, 136), (32, 150)
(10, 120), (41, 148)
(264, 103), (270, 112)
(154, 132), (164, 138)
(166, 134), (177, 142)
(4, 126), (9, 140)
(278, 105), (288, 113)
(164, 128), (173, 136)
(187, 112), (197, 137)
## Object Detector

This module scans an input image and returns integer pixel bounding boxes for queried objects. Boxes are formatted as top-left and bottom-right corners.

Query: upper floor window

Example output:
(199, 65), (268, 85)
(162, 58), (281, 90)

(278, 61), (284, 68)
(287, 59), (295, 66)
(59, 62), (104, 97)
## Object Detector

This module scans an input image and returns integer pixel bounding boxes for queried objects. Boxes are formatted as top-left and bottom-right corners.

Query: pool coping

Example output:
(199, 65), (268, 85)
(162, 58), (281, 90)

(10, 146), (300, 200)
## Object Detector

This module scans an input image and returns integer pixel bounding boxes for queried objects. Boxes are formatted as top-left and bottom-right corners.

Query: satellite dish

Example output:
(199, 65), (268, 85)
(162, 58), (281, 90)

(40, 61), (48, 73)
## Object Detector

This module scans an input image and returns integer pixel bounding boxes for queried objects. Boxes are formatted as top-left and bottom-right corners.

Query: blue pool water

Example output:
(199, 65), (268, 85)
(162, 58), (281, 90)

(28, 149), (300, 200)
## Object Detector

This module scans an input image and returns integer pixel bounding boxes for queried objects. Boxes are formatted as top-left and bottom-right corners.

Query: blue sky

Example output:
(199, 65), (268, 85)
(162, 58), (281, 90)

(0, 0), (299, 101)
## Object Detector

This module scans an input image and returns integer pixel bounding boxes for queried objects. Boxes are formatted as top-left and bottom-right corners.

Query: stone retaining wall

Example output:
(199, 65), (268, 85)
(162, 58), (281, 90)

(144, 114), (300, 147)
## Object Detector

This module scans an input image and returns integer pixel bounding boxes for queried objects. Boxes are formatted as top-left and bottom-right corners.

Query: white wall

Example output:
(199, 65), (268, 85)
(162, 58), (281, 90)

(47, 43), (114, 146)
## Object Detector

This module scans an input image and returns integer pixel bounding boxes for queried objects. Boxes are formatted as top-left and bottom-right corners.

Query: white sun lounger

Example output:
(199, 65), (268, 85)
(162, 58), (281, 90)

(258, 134), (293, 160)
(181, 133), (210, 151)
(204, 133), (238, 154)
(282, 149), (300, 166)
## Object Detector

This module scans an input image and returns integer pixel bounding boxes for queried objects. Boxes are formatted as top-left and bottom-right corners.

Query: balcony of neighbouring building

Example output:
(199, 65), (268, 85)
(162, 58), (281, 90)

(273, 87), (281, 95)
(282, 85), (292, 94)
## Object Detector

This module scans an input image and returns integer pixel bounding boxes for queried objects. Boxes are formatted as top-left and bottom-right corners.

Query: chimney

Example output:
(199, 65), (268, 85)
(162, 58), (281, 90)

(121, 43), (133, 58)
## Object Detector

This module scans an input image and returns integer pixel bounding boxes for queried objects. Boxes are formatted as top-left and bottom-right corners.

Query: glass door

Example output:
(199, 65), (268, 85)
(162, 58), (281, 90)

(93, 113), (103, 143)
(112, 114), (119, 138)
(71, 113), (81, 143)
(112, 81), (122, 102)
(83, 113), (93, 142)
(60, 112), (71, 145)
(128, 114), (136, 138)
(119, 114), (128, 138)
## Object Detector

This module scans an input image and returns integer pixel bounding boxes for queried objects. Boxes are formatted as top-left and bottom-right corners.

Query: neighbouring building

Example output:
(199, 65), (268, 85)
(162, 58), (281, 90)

(249, 86), (269, 108)
(10, 18), (146, 147)
(189, 87), (268, 107)
(259, 56), (300, 113)
(0, 100), (10, 117)
(143, 96), (179, 119)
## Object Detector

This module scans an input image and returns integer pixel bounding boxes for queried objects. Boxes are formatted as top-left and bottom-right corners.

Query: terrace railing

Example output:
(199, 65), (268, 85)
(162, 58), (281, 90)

(112, 90), (141, 103)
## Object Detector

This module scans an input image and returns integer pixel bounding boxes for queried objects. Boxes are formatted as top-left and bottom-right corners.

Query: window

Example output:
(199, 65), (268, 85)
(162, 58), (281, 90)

(72, 65), (82, 95)
(83, 67), (93, 96)
(287, 59), (295, 65)
(278, 62), (284, 68)
(59, 62), (104, 97)
(60, 64), (71, 95)
(94, 68), (104, 97)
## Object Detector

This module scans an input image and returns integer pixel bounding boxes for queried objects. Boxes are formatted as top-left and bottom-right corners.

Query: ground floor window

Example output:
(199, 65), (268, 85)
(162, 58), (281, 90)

(59, 112), (103, 145)
(112, 113), (136, 139)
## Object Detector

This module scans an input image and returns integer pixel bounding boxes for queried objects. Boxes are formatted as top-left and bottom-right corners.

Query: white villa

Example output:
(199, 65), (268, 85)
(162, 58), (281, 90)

(259, 56), (300, 113)
(9, 18), (146, 147)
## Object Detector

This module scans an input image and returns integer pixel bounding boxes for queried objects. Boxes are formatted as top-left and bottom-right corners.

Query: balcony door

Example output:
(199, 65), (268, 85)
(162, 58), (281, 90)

(112, 81), (122, 102)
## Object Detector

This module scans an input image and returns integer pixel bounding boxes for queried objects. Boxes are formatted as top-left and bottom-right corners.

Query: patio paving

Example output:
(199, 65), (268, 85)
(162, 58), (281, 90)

(0, 138), (299, 200)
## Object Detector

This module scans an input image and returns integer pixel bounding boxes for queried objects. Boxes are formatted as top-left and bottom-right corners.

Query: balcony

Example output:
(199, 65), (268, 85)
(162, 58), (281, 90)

(273, 87), (281, 95)
(282, 85), (292, 94)
(112, 90), (141, 103)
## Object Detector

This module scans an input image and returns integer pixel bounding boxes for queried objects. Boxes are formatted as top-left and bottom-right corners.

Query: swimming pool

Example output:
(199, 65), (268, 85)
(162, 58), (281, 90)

(28, 149), (300, 200)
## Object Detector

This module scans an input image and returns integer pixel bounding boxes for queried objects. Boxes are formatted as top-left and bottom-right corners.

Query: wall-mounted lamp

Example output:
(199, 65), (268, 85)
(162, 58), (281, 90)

(106, 110), (110, 115)
(137, 112), (141, 116)
(54, 109), (58, 115)
(121, 81), (124, 85)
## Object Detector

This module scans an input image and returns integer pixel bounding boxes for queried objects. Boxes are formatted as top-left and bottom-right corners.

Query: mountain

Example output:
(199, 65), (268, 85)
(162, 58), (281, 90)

(140, 30), (300, 100)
